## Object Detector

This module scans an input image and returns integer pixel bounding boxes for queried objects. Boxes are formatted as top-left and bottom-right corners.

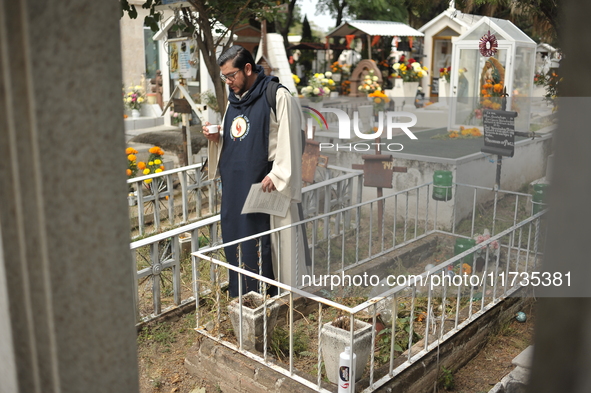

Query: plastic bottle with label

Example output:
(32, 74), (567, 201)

(338, 346), (357, 393)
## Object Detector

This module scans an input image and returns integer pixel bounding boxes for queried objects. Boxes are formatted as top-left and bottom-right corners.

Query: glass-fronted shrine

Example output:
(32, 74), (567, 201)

(449, 16), (536, 132)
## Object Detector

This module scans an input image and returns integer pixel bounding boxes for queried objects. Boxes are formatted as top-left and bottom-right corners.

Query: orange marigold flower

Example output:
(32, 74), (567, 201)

(126, 169), (132, 176)
(481, 89), (488, 95)
(471, 129), (482, 137)
(126, 147), (137, 155)
(493, 84), (503, 93)
(462, 263), (472, 275)
(127, 154), (136, 162)
(158, 149), (165, 156)
(160, 165), (165, 171)
(137, 162), (146, 170)
(149, 146), (160, 154)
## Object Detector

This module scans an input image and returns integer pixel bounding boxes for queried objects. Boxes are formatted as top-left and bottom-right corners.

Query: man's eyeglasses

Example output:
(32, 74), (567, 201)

(221, 69), (241, 82)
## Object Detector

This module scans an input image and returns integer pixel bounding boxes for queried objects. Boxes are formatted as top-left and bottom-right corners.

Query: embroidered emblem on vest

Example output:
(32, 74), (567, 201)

(231, 115), (250, 140)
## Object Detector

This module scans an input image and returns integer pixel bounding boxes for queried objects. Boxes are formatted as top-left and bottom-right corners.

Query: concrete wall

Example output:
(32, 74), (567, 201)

(120, 1), (152, 88)
(330, 130), (553, 230)
(0, 1), (139, 392)
(185, 296), (529, 393)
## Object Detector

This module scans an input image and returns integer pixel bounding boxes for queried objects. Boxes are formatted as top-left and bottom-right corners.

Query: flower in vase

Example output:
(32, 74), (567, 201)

(123, 84), (146, 111)
(392, 56), (428, 82)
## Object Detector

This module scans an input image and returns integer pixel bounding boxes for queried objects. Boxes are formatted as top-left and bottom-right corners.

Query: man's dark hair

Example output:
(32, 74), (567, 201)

(217, 45), (256, 69)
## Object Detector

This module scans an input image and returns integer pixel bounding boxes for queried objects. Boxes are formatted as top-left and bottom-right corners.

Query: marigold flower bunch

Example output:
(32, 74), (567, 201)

(141, 146), (165, 184)
(368, 90), (390, 111)
(341, 80), (351, 96)
(446, 126), (482, 139)
(126, 147), (139, 178)
(126, 146), (165, 184)
(330, 61), (343, 73)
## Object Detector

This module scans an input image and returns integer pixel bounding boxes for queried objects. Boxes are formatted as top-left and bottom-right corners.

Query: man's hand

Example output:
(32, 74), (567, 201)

(202, 122), (220, 143)
(261, 176), (276, 193)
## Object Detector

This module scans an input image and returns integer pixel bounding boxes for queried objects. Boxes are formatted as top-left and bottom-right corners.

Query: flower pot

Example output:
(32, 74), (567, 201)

(454, 238), (476, 266)
(403, 81), (419, 98)
(390, 78), (404, 97)
(321, 316), (373, 384)
(127, 191), (138, 206)
(227, 291), (282, 352)
(432, 170), (453, 201)
(131, 109), (141, 118)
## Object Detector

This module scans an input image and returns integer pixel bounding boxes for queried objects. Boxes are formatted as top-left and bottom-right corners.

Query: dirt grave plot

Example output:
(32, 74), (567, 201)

(136, 187), (543, 392)
(186, 232), (534, 388)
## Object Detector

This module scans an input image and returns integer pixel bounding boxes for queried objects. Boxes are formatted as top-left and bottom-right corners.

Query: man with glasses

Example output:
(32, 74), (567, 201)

(203, 45), (303, 297)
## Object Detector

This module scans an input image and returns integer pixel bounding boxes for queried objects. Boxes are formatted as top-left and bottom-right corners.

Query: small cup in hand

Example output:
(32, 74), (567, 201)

(206, 124), (219, 134)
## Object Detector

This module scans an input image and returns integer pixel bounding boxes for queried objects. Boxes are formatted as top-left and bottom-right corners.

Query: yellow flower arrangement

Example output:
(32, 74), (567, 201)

(142, 146), (166, 184)
(357, 70), (381, 95)
(123, 85), (146, 111)
(391, 56), (428, 82)
(301, 72), (335, 99)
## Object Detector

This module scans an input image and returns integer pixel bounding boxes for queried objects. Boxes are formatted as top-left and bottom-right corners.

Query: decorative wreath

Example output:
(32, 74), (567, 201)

(479, 30), (498, 57)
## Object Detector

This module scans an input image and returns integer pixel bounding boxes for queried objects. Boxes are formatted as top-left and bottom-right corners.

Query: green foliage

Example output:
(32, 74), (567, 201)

(374, 314), (422, 364)
(193, 90), (220, 115)
(438, 366), (455, 390)
(270, 325), (309, 359)
(138, 322), (177, 345)
(347, 0), (407, 22)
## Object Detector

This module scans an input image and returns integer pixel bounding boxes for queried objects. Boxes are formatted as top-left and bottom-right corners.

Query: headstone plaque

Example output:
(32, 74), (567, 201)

(361, 155), (394, 188)
(172, 98), (192, 114)
(302, 140), (321, 183)
(481, 109), (517, 157)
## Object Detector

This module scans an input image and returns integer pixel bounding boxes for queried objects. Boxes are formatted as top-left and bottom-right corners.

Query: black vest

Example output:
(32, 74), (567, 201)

(219, 67), (278, 296)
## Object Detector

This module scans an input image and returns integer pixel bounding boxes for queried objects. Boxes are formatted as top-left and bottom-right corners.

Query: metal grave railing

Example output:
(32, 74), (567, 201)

(129, 165), (363, 322)
(190, 182), (546, 392)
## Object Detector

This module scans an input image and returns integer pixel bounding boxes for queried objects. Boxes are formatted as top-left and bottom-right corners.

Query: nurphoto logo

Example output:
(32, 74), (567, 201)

(302, 106), (418, 152)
